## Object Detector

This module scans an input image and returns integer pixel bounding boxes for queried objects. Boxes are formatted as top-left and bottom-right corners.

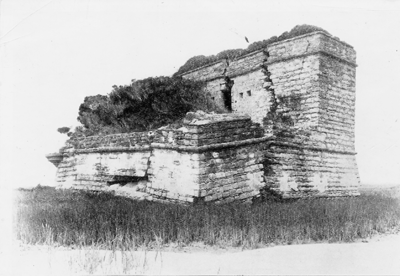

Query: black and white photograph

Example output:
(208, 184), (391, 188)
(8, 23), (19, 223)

(1, 0), (399, 274)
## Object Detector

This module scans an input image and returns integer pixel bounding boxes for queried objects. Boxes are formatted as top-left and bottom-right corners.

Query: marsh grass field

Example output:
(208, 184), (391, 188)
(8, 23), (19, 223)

(10, 185), (400, 274)
(14, 185), (400, 251)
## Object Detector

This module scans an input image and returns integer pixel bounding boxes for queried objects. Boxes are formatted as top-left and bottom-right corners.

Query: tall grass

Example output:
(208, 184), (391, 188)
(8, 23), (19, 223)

(14, 186), (400, 250)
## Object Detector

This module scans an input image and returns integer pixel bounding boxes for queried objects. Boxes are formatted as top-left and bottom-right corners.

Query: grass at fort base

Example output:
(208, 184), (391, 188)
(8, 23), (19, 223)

(14, 186), (400, 251)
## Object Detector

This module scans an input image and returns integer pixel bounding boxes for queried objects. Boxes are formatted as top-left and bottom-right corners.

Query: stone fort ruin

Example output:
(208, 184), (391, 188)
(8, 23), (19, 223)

(47, 30), (360, 203)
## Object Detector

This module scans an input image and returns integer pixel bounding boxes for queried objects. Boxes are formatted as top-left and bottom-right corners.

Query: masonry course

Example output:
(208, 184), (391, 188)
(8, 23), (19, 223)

(47, 30), (360, 203)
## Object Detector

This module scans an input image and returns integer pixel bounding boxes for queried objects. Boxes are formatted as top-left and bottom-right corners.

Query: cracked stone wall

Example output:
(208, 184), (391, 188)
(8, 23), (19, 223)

(147, 113), (268, 203)
(180, 31), (360, 197)
(49, 31), (360, 201)
(180, 60), (229, 111)
(52, 113), (268, 203)
(265, 32), (359, 197)
(181, 51), (271, 124)
(266, 31), (357, 151)
(55, 132), (152, 194)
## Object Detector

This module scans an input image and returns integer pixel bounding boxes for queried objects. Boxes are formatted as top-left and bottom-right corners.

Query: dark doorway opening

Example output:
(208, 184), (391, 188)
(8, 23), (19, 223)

(222, 77), (234, 111)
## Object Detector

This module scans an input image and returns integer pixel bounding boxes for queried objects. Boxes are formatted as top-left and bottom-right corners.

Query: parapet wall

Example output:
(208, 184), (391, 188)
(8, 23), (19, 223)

(52, 113), (270, 203)
(55, 132), (153, 192)
(153, 114), (264, 147)
(71, 132), (152, 151)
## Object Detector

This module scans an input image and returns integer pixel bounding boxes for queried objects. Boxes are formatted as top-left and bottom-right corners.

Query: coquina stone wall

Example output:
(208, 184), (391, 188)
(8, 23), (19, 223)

(54, 132), (153, 198)
(48, 30), (360, 201)
(50, 113), (270, 203)
(147, 113), (269, 203)
(179, 60), (229, 111)
(181, 50), (271, 124)
(180, 31), (360, 198)
(265, 32), (359, 197)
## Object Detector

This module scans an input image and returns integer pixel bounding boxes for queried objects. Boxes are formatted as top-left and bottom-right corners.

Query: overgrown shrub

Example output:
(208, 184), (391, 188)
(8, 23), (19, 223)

(65, 25), (329, 138)
(72, 76), (222, 137)
(174, 24), (330, 76)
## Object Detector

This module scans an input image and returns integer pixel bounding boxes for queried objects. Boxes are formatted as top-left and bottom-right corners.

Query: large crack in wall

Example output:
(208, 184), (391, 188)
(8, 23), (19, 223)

(178, 32), (360, 197)
(49, 31), (360, 202)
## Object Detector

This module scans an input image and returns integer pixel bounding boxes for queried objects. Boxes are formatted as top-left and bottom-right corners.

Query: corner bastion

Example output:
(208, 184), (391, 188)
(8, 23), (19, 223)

(47, 30), (360, 202)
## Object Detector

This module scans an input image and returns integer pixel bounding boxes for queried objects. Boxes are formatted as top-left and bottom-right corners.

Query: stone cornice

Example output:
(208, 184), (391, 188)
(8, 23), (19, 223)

(67, 137), (273, 155)
(67, 137), (356, 156)
(265, 50), (357, 68)
(151, 136), (273, 153)
(177, 60), (225, 77)
(177, 50), (266, 78)
(272, 141), (357, 155)
(180, 49), (357, 83)
(177, 31), (354, 78)
(267, 31), (354, 49)
(72, 146), (152, 154)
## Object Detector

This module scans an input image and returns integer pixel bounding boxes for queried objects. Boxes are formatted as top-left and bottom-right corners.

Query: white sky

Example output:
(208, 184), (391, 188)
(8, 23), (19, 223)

(0, 0), (399, 188)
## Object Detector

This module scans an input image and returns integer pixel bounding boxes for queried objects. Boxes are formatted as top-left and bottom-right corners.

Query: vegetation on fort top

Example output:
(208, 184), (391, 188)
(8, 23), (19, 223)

(62, 24), (329, 138)
(173, 24), (330, 76)
(70, 76), (223, 137)
(15, 186), (400, 251)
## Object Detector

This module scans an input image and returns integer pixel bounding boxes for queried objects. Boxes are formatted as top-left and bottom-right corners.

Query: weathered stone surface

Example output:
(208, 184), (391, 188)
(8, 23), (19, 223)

(146, 113), (268, 203)
(180, 31), (360, 198)
(56, 150), (152, 188)
(53, 114), (269, 203)
(48, 30), (360, 202)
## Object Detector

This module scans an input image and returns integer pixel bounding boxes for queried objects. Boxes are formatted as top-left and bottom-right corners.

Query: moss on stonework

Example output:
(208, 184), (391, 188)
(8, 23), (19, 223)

(174, 24), (330, 76)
